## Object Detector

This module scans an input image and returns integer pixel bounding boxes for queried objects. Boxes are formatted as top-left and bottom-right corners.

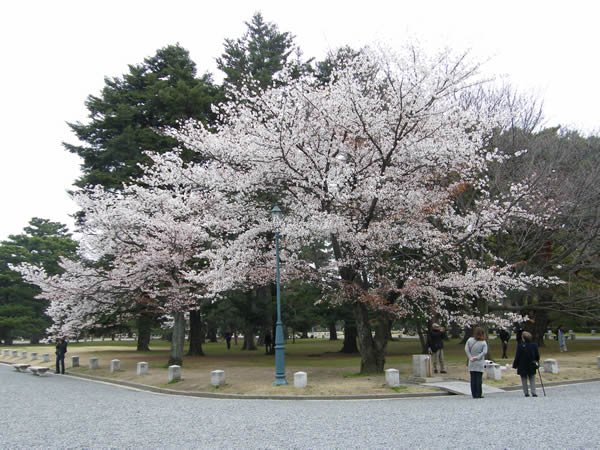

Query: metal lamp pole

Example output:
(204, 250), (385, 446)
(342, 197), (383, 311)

(271, 205), (287, 385)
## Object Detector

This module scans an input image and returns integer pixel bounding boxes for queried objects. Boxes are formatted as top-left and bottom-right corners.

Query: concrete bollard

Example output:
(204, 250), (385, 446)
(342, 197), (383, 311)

(597, 356), (600, 369)
(211, 370), (226, 387)
(385, 368), (400, 387)
(21, 352), (27, 359)
(294, 371), (308, 388)
(412, 355), (430, 378)
(544, 359), (559, 374)
(110, 359), (120, 373)
(592, 330), (596, 336)
(3, 349), (8, 357)
(137, 362), (149, 376)
(42, 353), (50, 362)
(569, 330), (575, 340)
(71, 356), (80, 368)
(89, 357), (99, 369)
(12, 350), (19, 358)
(30, 352), (38, 361)
(168, 365), (181, 382)
(485, 363), (502, 381)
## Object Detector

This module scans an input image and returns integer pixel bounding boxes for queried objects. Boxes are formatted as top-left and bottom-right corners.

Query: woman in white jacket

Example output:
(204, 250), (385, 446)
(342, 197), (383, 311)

(465, 327), (488, 398)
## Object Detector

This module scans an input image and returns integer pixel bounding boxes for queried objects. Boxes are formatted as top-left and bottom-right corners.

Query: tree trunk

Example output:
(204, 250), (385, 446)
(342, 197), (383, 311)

(416, 322), (428, 353)
(168, 311), (186, 366)
(328, 321), (338, 340)
(242, 327), (257, 350)
(354, 302), (389, 373)
(340, 320), (359, 353)
(136, 312), (152, 351)
(187, 310), (205, 356)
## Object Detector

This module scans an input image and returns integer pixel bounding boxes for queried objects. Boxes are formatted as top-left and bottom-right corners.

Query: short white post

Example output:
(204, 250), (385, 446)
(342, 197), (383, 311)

(385, 368), (400, 387)
(596, 356), (600, 369)
(89, 357), (99, 369)
(569, 330), (575, 340)
(110, 359), (120, 373)
(485, 363), (502, 380)
(211, 370), (226, 387)
(3, 349), (8, 357)
(137, 362), (148, 376)
(544, 359), (559, 374)
(591, 330), (596, 336)
(12, 350), (18, 358)
(21, 351), (27, 359)
(294, 371), (308, 388)
(412, 355), (430, 378)
(42, 353), (50, 362)
(168, 365), (181, 382)
(30, 352), (38, 361)
(71, 355), (80, 368)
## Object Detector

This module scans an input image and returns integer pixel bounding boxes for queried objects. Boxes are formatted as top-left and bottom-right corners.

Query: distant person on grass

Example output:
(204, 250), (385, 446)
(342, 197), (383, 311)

(513, 331), (540, 397)
(427, 323), (447, 374)
(55, 337), (67, 374)
(224, 331), (232, 350)
(264, 331), (273, 354)
(498, 327), (510, 359)
(557, 325), (568, 352)
(465, 326), (487, 399)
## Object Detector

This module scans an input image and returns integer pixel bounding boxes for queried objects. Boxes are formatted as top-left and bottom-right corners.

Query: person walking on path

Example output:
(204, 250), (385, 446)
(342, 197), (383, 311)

(224, 331), (232, 350)
(498, 328), (510, 359)
(557, 326), (568, 352)
(55, 337), (67, 374)
(465, 326), (488, 398)
(427, 323), (447, 374)
(513, 331), (540, 397)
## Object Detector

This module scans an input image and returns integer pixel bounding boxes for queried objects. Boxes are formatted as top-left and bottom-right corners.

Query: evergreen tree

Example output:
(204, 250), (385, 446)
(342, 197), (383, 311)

(0, 218), (77, 344)
(66, 44), (222, 189)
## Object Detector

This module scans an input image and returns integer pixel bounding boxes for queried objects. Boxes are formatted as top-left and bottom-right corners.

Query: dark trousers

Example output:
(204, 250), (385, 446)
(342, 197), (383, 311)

(56, 354), (65, 374)
(470, 371), (483, 398)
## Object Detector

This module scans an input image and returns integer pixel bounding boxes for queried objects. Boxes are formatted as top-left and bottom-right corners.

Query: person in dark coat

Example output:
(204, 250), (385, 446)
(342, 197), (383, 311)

(55, 337), (67, 374)
(427, 323), (447, 373)
(264, 332), (273, 354)
(498, 328), (510, 359)
(224, 331), (232, 350)
(512, 331), (540, 397)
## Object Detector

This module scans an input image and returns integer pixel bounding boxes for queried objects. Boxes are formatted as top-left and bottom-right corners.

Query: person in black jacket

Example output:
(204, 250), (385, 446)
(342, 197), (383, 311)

(498, 328), (510, 359)
(427, 323), (447, 374)
(55, 337), (68, 374)
(512, 331), (540, 397)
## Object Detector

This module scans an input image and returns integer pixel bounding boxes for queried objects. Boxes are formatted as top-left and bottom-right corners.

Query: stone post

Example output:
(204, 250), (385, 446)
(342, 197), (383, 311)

(71, 356), (80, 368)
(3, 349), (8, 357)
(42, 353), (49, 362)
(485, 363), (502, 380)
(21, 351), (27, 359)
(569, 330), (575, 340)
(412, 354), (430, 378)
(89, 357), (99, 369)
(30, 352), (38, 361)
(544, 359), (559, 374)
(385, 368), (400, 387)
(211, 370), (225, 387)
(168, 365), (181, 382)
(294, 371), (307, 388)
(591, 330), (596, 336)
(12, 350), (18, 358)
(110, 359), (120, 373)
(596, 356), (600, 369)
(137, 362), (149, 376)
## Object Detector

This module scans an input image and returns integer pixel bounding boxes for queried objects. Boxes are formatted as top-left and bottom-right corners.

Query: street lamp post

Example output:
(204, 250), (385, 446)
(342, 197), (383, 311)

(271, 205), (288, 385)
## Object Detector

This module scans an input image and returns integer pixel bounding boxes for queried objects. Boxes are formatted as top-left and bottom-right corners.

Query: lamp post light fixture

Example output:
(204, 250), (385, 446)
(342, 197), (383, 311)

(271, 205), (287, 385)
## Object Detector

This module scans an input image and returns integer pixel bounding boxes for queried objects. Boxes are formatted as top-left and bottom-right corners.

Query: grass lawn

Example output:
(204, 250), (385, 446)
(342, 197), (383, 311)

(3, 336), (600, 396)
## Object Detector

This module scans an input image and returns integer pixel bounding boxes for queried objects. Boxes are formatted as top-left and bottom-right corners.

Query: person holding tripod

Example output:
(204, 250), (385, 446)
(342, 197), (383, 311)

(513, 331), (540, 397)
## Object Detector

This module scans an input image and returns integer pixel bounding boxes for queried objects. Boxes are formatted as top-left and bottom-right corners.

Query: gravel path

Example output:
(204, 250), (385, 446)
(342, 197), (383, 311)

(2, 363), (599, 449)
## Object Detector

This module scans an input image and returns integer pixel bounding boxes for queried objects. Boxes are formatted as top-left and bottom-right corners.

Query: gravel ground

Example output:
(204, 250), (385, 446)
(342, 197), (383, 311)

(1, 363), (599, 449)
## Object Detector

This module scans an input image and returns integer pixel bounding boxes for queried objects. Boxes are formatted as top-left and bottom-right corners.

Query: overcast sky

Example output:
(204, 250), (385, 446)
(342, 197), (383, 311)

(1, 0), (598, 241)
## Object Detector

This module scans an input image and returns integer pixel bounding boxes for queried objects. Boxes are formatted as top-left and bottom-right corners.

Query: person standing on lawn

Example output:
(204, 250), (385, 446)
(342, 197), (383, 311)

(557, 325), (568, 352)
(427, 323), (447, 374)
(499, 327), (510, 359)
(465, 326), (488, 398)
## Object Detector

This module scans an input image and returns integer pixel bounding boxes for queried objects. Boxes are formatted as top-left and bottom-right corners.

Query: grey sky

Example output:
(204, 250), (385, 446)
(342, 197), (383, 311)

(1, 0), (597, 240)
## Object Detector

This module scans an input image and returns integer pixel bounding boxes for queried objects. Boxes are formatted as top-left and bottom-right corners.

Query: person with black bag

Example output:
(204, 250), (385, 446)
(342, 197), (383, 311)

(512, 331), (540, 397)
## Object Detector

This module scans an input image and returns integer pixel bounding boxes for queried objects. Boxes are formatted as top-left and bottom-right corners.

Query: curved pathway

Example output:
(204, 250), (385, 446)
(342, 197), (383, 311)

(2, 363), (599, 449)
